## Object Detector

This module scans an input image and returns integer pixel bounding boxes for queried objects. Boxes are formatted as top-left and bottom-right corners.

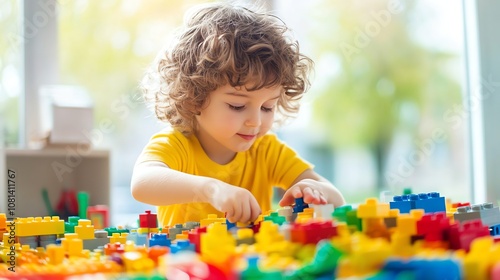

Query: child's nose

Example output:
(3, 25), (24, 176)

(245, 111), (261, 127)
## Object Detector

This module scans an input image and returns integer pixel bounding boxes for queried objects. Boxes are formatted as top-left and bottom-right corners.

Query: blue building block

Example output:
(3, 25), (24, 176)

(127, 231), (148, 246)
(413, 192), (446, 213)
(390, 192), (446, 214)
(390, 194), (413, 214)
(149, 233), (171, 247)
(293, 197), (309, 213)
(382, 258), (461, 280)
(170, 239), (195, 254)
(490, 224), (500, 236)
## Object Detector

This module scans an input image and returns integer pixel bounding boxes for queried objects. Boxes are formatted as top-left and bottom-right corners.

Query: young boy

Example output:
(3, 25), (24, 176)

(131, 3), (345, 227)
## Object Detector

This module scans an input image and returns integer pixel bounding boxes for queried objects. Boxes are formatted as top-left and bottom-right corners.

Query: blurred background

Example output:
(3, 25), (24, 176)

(2, 0), (498, 225)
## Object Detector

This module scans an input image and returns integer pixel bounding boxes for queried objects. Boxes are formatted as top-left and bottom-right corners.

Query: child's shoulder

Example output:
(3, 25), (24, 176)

(148, 128), (193, 147)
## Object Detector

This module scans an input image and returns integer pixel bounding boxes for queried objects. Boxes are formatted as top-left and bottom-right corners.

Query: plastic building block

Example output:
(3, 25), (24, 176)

(391, 192), (446, 214)
(139, 210), (158, 229)
(357, 198), (390, 219)
(184, 221), (200, 230)
(60, 233), (84, 257)
(111, 232), (129, 244)
(416, 212), (451, 242)
(236, 228), (255, 246)
(82, 230), (109, 250)
(200, 222), (236, 266)
(87, 205), (109, 229)
(0, 213), (6, 235)
(491, 224), (500, 236)
(169, 224), (186, 240)
(46, 244), (65, 265)
(290, 221), (338, 244)
(104, 242), (125, 255)
(104, 227), (129, 236)
(395, 209), (424, 236)
(65, 216), (80, 233)
(448, 220), (491, 251)
(240, 256), (282, 279)
(15, 216), (65, 237)
(200, 214), (226, 227)
(277, 206), (293, 222)
(188, 226), (207, 253)
(292, 197), (309, 213)
(311, 204), (334, 220)
(170, 239), (195, 254)
(454, 203), (500, 227)
(390, 194), (413, 214)
(74, 219), (95, 240)
(383, 209), (400, 228)
(381, 258), (461, 280)
(288, 240), (343, 279)
(263, 212), (286, 225)
(413, 192), (446, 213)
(149, 233), (171, 247)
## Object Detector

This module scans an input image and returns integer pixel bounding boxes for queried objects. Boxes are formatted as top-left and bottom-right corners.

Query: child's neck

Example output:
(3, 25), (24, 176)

(194, 132), (237, 165)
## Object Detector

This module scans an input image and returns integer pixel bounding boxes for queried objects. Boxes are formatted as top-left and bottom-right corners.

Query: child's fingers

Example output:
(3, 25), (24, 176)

(249, 196), (261, 222)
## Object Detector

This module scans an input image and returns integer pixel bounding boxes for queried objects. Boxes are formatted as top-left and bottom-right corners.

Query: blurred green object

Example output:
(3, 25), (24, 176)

(77, 191), (89, 219)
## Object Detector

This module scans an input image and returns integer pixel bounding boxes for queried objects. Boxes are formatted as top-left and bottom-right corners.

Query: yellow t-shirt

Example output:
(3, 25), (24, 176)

(137, 128), (312, 227)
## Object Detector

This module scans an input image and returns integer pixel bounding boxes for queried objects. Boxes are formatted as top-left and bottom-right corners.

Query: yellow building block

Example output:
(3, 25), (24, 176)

(357, 198), (390, 219)
(110, 232), (128, 244)
(200, 214), (226, 227)
(0, 213), (6, 234)
(395, 209), (424, 236)
(46, 244), (64, 265)
(200, 222), (235, 266)
(75, 219), (95, 240)
(15, 216), (64, 237)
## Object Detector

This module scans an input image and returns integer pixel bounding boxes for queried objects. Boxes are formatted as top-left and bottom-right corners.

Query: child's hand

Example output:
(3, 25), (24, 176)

(278, 179), (331, 207)
(208, 181), (261, 223)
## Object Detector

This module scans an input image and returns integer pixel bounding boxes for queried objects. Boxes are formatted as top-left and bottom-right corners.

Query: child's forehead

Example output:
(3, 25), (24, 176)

(213, 83), (283, 97)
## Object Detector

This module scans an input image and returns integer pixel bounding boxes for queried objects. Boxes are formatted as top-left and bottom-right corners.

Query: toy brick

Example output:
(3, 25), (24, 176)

(264, 212), (286, 225)
(291, 221), (338, 244)
(278, 206), (293, 222)
(200, 214), (226, 227)
(293, 197), (309, 213)
(170, 239), (195, 253)
(82, 230), (109, 250)
(127, 230), (148, 247)
(357, 198), (390, 219)
(413, 192), (446, 213)
(139, 210), (158, 229)
(311, 204), (335, 220)
(490, 224), (500, 236)
(74, 219), (95, 240)
(109, 232), (128, 244)
(15, 216), (65, 237)
(390, 194), (413, 213)
(448, 220), (490, 251)
(188, 226), (207, 253)
(149, 233), (171, 247)
(416, 212), (450, 242)
(168, 224), (186, 240)
(454, 203), (500, 227)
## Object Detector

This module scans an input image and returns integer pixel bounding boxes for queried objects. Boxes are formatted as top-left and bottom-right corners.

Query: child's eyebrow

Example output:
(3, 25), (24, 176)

(226, 92), (280, 100)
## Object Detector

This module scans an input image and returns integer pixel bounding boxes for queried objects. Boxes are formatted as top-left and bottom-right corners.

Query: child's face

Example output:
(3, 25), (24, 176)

(195, 83), (281, 163)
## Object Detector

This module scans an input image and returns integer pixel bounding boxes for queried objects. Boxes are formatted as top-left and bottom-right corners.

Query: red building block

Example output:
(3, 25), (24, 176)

(139, 210), (158, 229)
(448, 220), (490, 251)
(188, 226), (207, 253)
(87, 205), (109, 229)
(290, 221), (338, 244)
(416, 212), (451, 242)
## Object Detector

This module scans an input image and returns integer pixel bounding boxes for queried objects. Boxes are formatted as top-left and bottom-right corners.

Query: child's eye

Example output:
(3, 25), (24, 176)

(261, 106), (274, 112)
(228, 104), (245, 111)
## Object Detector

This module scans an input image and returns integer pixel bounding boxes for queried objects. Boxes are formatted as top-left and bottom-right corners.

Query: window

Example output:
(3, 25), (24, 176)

(274, 0), (470, 203)
(0, 0), (21, 146)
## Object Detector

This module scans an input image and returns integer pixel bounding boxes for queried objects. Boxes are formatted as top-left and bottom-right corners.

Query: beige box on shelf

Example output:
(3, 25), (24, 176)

(40, 85), (94, 146)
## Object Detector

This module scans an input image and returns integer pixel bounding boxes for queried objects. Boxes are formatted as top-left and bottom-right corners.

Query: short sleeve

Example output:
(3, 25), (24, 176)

(137, 130), (189, 170)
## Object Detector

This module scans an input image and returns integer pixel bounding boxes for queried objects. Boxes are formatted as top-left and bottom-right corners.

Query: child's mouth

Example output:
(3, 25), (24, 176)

(237, 134), (256, 141)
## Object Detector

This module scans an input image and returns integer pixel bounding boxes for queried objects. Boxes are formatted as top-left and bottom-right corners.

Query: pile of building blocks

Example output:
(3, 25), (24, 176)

(2, 194), (500, 279)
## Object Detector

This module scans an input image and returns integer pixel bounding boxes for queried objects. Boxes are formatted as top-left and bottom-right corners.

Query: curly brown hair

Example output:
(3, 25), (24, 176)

(141, 3), (313, 134)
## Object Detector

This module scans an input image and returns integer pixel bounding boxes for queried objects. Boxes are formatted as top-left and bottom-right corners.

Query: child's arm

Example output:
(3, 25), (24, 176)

(131, 161), (261, 222)
(278, 169), (346, 207)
